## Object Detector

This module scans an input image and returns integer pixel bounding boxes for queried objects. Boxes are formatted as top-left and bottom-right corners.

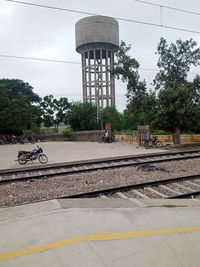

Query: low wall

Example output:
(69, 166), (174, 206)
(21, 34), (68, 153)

(37, 130), (104, 142)
(36, 132), (200, 143)
(72, 130), (104, 142)
(115, 134), (200, 143)
(37, 134), (64, 142)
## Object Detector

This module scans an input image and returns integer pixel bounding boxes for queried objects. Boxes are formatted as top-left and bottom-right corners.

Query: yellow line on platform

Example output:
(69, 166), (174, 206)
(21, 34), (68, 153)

(1, 226), (200, 261)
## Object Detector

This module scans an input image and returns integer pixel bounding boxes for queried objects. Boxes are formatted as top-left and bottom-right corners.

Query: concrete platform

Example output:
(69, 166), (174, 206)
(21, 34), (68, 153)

(0, 199), (200, 267)
(1, 142), (199, 266)
(0, 141), (166, 170)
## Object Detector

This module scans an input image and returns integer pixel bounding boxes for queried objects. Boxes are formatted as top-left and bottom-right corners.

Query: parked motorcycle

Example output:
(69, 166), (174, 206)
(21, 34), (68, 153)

(0, 136), (13, 144)
(17, 146), (48, 165)
(100, 135), (114, 143)
(0, 137), (7, 145)
(142, 136), (163, 148)
(19, 135), (36, 144)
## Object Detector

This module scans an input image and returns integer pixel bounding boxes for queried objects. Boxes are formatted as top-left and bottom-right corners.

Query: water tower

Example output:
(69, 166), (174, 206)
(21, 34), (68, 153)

(75, 16), (119, 112)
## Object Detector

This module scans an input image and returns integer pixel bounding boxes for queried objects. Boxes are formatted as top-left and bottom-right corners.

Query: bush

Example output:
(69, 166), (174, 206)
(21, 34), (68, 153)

(182, 131), (195, 135)
(62, 128), (76, 141)
(151, 129), (167, 135)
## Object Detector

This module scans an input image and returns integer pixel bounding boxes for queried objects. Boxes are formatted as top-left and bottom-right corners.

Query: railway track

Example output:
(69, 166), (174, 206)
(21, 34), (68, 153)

(1, 149), (200, 184)
(61, 173), (200, 200)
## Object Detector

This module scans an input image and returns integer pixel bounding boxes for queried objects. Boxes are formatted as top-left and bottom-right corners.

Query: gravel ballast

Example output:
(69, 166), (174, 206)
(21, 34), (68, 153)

(1, 158), (200, 207)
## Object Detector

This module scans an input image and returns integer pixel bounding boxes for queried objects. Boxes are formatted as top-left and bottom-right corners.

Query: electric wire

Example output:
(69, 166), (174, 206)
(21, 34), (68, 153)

(0, 54), (198, 75)
(0, 54), (81, 64)
(132, 0), (200, 17)
(3, 0), (200, 35)
(1, 0), (200, 75)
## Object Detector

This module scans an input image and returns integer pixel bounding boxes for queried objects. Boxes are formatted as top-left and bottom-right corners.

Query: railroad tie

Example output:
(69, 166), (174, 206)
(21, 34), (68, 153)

(184, 181), (200, 189)
(173, 183), (194, 192)
(131, 189), (149, 199)
(159, 185), (180, 195)
(146, 187), (168, 198)
(116, 192), (146, 207)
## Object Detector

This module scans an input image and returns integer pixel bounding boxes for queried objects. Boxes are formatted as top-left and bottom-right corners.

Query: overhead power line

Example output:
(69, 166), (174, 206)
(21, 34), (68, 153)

(0, 54), (198, 75)
(0, 54), (81, 64)
(3, 0), (101, 16)
(3, 0), (200, 35)
(132, 0), (200, 17)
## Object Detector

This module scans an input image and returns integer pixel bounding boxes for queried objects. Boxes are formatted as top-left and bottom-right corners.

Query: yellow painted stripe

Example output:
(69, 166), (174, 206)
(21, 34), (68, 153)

(1, 226), (200, 261)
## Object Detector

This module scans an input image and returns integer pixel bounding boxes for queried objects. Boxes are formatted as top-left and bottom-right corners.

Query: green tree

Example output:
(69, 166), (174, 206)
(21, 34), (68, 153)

(112, 41), (157, 128)
(53, 97), (71, 129)
(40, 95), (71, 131)
(101, 106), (125, 131)
(156, 85), (200, 138)
(0, 79), (40, 134)
(68, 102), (99, 131)
(154, 38), (200, 143)
(40, 95), (54, 128)
(0, 78), (39, 103)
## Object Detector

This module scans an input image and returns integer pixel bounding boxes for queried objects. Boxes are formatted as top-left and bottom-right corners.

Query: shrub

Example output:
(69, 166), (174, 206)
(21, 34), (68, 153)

(151, 129), (167, 135)
(62, 128), (76, 141)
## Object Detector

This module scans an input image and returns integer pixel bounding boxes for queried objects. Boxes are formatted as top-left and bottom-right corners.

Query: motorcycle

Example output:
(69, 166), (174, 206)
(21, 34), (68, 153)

(17, 146), (48, 165)
(142, 136), (163, 148)
(0, 137), (7, 145)
(100, 135), (114, 143)
(19, 135), (36, 144)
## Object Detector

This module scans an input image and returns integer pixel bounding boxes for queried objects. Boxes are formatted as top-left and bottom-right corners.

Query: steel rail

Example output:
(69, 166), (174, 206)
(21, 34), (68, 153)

(1, 173), (200, 208)
(0, 149), (200, 176)
(1, 151), (200, 184)
(167, 191), (200, 199)
(59, 173), (200, 199)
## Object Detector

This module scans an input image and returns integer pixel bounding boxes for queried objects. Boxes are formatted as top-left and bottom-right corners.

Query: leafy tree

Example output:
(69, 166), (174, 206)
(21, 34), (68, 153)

(40, 95), (54, 128)
(0, 79), (40, 134)
(112, 41), (157, 128)
(156, 85), (200, 138)
(154, 38), (200, 143)
(40, 95), (71, 131)
(154, 38), (200, 90)
(123, 112), (140, 131)
(101, 106), (125, 131)
(68, 102), (99, 131)
(0, 78), (39, 103)
(53, 97), (71, 129)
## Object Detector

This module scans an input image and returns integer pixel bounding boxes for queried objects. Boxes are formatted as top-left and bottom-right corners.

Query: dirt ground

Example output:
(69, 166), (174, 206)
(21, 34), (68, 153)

(0, 141), (166, 171)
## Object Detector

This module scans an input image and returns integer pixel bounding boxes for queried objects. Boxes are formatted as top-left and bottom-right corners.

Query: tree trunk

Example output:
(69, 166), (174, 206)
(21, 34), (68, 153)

(54, 124), (59, 133)
(172, 128), (181, 144)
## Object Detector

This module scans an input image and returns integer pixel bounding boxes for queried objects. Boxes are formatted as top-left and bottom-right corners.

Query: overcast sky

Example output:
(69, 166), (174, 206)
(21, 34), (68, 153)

(1, 0), (200, 111)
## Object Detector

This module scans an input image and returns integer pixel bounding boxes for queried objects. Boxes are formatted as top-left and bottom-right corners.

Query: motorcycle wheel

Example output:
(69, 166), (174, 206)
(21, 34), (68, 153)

(156, 141), (163, 147)
(18, 154), (27, 164)
(99, 136), (105, 143)
(38, 154), (48, 164)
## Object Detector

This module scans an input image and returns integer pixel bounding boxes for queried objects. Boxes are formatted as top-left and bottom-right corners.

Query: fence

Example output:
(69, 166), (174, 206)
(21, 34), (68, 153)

(34, 132), (200, 143)
(37, 134), (65, 142)
(71, 130), (104, 142)
(36, 130), (104, 142)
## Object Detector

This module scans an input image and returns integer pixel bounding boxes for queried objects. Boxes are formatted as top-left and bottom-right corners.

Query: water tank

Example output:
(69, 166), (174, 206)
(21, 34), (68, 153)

(75, 16), (119, 109)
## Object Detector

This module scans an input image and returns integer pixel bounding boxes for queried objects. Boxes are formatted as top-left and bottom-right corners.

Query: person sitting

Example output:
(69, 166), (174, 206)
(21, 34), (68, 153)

(152, 136), (158, 144)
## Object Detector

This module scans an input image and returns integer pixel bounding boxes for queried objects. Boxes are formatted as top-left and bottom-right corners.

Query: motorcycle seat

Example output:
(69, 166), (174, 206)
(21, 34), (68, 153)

(19, 150), (32, 154)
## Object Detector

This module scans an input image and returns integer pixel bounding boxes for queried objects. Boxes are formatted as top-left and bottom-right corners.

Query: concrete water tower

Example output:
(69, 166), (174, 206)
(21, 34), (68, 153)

(75, 16), (119, 110)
